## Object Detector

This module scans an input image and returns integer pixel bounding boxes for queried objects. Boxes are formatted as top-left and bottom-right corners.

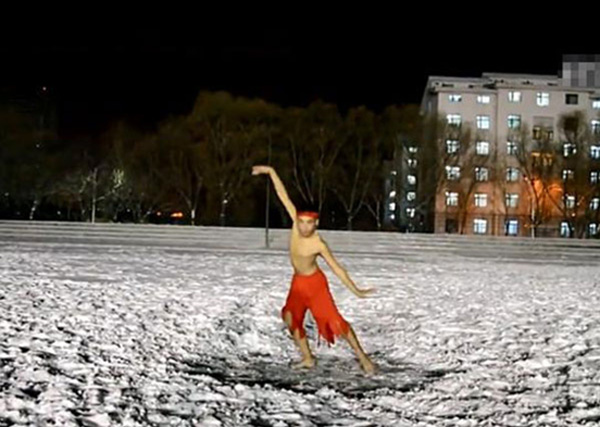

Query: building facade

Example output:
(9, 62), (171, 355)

(420, 59), (600, 237)
(382, 138), (420, 231)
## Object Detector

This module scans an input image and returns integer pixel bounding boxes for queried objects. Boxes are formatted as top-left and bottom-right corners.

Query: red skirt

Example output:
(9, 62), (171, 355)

(281, 268), (350, 345)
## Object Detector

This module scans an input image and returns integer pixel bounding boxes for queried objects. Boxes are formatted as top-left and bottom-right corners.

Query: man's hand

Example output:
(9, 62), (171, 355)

(252, 165), (273, 176)
(354, 287), (376, 298)
(252, 165), (297, 219)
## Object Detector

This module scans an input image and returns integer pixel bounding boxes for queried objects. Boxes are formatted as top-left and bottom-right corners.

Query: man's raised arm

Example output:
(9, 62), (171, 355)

(252, 165), (297, 220)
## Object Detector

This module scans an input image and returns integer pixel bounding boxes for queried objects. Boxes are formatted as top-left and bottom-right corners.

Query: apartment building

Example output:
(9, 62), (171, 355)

(420, 58), (600, 237)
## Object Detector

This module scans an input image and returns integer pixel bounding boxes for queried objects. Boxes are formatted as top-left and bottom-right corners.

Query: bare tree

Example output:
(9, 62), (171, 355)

(0, 105), (60, 219)
(152, 116), (206, 224)
(330, 107), (381, 230)
(555, 111), (597, 237)
(453, 126), (480, 234)
(283, 102), (345, 216)
(364, 168), (386, 230)
(509, 121), (558, 237)
(428, 114), (477, 234)
(416, 112), (458, 232)
(190, 92), (276, 226)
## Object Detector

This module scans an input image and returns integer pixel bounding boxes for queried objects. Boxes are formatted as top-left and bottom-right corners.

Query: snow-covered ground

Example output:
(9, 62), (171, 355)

(1, 221), (600, 426)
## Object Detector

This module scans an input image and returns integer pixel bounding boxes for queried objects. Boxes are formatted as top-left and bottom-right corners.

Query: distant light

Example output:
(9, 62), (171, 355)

(157, 211), (162, 216)
(171, 212), (184, 218)
(389, 190), (396, 198)
(390, 214), (396, 220)
(42, 86), (47, 92)
(391, 170), (397, 176)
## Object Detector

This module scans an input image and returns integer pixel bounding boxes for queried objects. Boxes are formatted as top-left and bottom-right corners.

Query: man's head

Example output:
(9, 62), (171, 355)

(296, 203), (319, 237)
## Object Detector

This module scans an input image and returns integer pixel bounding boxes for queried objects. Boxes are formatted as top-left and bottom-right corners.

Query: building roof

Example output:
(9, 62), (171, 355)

(420, 72), (600, 114)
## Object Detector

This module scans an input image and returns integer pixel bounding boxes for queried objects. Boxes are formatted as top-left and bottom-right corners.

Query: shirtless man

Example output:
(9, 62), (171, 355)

(252, 165), (376, 374)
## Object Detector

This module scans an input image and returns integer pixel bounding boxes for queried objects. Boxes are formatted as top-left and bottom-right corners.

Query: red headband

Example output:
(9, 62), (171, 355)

(297, 211), (319, 219)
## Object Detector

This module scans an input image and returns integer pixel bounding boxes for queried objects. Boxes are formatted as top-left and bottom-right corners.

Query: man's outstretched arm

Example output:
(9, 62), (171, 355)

(252, 165), (297, 220)
(317, 237), (375, 298)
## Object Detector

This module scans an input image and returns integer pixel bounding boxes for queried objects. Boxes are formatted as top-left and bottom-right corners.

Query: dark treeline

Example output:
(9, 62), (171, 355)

(0, 91), (422, 230)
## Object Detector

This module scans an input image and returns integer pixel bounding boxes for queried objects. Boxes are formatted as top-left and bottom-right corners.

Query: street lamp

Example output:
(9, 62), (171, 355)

(265, 138), (272, 248)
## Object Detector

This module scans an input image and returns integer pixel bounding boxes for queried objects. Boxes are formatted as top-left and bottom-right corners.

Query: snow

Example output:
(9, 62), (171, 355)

(0, 220), (599, 425)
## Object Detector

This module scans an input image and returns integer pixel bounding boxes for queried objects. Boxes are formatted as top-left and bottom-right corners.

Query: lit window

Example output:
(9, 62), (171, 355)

(591, 145), (600, 159)
(447, 114), (462, 127)
(477, 95), (491, 104)
(407, 175), (416, 185)
(476, 141), (490, 156)
(505, 193), (519, 208)
(407, 159), (417, 168)
(406, 208), (416, 218)
(477, 115), (490, 130)
(562, 169), (574, 181)
(590, 223), (599, 236)
(389, 190), (396, 198)
(391, 170), (397, 175)
(509, 91), (521, 103)
(506, 167), (520, 182)
(475, 167), (489, 182)
(560, 221), (571, 237)
(566, 195), (576, 209)
(592, 120), (600, 135)
(449, 94), (462, 103)
(566, 94), (579, 105)
(473, 219), (487, 234)
(390, 214), (396, 220)
(563, 143), (577, 157)
(446, 166), (461, 180)
(446, 192), (458, 206)
(407, 192), (416, 201)
(537, 92), (550, 106)
(590, 197), (600, 210)
(474, 193), (488, 207)
(506, 220), (519, 236)
(446, 140), (459, 154)
(507, 141), (518, 155)
(508, 115), (521, 129)
(593, 100), (600, 110)
(591, 171), (599, 184)
(408, 146), (418, 153)
(389, 202), (396, 210)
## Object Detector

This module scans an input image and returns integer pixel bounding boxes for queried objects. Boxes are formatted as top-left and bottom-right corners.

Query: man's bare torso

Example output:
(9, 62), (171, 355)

(289, 220), (322, 276)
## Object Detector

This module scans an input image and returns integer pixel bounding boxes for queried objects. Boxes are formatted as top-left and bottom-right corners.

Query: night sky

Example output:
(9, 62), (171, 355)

(1, 17), (597, 136)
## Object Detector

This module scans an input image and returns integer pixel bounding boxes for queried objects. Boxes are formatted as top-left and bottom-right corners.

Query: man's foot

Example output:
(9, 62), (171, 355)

(359, 356), (376, 375)
(291, 357), (316, 370)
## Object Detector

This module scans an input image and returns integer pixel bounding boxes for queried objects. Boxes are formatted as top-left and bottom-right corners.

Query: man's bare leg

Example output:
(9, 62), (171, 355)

(342, 324), (376, 374)
(282, 311), (316, 369)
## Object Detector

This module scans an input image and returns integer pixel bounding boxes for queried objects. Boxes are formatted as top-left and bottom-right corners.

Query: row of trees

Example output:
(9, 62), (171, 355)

(0, 91), (421, 230)
(3, 89), (598, 236)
